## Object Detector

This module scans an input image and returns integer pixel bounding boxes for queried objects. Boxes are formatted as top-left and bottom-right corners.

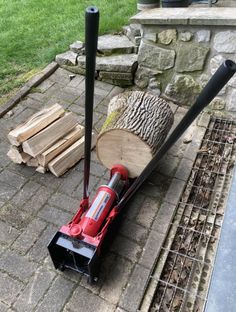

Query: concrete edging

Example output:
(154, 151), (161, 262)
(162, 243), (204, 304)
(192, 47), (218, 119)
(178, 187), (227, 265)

(0, 62), (59, 118)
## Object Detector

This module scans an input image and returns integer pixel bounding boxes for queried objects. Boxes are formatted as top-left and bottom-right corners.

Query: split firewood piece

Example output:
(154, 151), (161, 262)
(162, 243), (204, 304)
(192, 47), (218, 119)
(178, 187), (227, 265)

(37, 124), (85, 167)
(36, 166), (47, 174)
(96, 91), (174, 178)
(22, 112), (78, 157)
(7, 146), (31, 164)
(26, 158), (39, 167)
(48, 132), (97, 177)
(8, 104), (65, 146)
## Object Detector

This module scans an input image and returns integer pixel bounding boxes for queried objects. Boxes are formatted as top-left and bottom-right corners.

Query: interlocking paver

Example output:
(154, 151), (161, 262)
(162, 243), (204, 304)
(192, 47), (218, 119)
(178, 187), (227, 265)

(48, 67), (71, 85)
(35, 275), (75, 312)
(11, 181), (41, 208)
(0, 272), (23, 305)
(164, 178), (186, 206)
(67, 75), (84, 88)
(22, 186), (54, 214)
(148, 171), (171, 192)
(136, 197), (160, 228)
(174, 157), (194, 181)
(28, 224), (57, 262)
(124, 193), (146, 221)
(65, 286), (115, 312)
(13, 107), (37, 124)
(38, 204), (71, 226)
(0, 250), (38, 281)
(95, 102), (109, 114)
(0, 169), (27, 190)
(183, 139), (201, 161)
(119, 264), (150, 312)
(53, 89), (80, 104)
(116, 308), (127, 312)
(34, 172), (63, 190)
(110, 235), (142, 263)
(0, 66), (200, 311)
(48, 192), (79, 213)
(27, 92), (49, 103)
(0, 183), (18, 207)
(80, 253), (116, 295)
(72, 174), (100, 199)
(12, 218), (47, 255)
(139, 230), (165, 269)
(74, 92), (85, 107)
(107, 86), (124, 100)
(0, 220), (20, 245)
(100, 257), (132, 304)
(0, 301), (8, 312)
(95, 80), (114, 93)
(140, 180), (164, 198)
(119, 219), (148, 244)
(63, 85), (85, 97)
(21, 97), (44, 110)
(89, 161), (107, 177)
(0, 142), (11, 167)
(45, 95), (71, 109)
(156, 154), (180, 177)
(68, 103), (85, 115)
(37, 79), (55, 93)
(58, 169), (83, 195)
(0, 202), (32, 229)
(7, 162), (36, 177)
(13, 266), (56, 312)
(151, 201), (176, 234)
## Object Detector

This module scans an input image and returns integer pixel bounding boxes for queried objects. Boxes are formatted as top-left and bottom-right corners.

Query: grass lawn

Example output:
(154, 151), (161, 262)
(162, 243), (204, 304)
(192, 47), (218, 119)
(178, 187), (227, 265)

(0, 0), (136, 103)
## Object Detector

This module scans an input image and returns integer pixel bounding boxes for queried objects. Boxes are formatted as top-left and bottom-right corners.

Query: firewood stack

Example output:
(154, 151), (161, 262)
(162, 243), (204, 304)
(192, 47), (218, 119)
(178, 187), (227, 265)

(7, 104), (96, 177)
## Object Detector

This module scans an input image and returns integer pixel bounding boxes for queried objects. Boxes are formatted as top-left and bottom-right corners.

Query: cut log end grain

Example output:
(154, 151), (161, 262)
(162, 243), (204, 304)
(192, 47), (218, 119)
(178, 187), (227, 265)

(97, 129), (153, 178)
(96, 91), (174, 178)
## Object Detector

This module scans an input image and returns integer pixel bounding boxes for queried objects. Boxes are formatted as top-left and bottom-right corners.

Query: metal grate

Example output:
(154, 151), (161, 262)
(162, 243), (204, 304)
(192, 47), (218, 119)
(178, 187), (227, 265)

(149, 117), (236, 312)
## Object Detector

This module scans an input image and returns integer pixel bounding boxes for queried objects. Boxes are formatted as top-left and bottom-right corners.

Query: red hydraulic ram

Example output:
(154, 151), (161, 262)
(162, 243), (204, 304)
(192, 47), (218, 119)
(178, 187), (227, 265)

(68, 165), (128, 238)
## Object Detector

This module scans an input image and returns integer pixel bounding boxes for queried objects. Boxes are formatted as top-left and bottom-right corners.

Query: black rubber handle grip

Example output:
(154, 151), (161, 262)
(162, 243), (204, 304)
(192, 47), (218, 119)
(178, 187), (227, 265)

(83, 7), (99, 200)
(117, 60), (236, 209)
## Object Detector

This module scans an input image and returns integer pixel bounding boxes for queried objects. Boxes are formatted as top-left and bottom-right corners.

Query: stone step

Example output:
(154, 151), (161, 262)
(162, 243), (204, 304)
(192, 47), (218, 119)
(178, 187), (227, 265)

(69, 34), (136, 56)
(77, 54), (138, 73)
(98, 78), (134, 87)
(123, 24), (142, 46)
(69, 41), (84, 54)
(97, 34), (136, 55)
(55, 51), (77, 66)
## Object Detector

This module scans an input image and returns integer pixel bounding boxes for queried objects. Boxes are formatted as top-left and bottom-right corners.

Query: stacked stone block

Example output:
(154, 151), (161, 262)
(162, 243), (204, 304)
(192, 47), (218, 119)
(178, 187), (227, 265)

(55, 34), (139, 88)
(131, 8), (236, 112)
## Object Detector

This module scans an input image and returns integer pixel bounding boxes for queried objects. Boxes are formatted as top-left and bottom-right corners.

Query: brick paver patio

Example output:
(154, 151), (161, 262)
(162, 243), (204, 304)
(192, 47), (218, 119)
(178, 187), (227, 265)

(0, 67), (207, 312)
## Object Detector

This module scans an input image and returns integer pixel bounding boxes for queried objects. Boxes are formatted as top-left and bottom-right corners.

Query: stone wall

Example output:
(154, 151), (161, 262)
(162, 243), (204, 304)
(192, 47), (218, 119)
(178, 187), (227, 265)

(131, 7), (236, 111)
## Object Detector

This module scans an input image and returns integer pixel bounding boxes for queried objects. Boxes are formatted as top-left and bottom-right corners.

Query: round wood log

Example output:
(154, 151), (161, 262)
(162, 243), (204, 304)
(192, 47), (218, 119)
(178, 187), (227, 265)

(96, 91), (174, 178)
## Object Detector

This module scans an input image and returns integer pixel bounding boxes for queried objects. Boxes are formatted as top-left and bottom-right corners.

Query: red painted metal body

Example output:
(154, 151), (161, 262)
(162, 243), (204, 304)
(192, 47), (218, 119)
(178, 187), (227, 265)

(58, 165), (129, 252)
(70, 185), (117, 237)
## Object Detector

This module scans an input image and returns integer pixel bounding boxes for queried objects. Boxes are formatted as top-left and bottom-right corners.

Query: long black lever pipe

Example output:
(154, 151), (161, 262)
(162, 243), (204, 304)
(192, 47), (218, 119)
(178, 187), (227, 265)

(117, 60), (236, 210)
(83, 7), (99, 200)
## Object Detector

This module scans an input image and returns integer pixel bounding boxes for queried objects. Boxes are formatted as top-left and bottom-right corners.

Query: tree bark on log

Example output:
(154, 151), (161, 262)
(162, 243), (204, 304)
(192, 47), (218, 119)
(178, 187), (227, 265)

(96, 91), (174, 178)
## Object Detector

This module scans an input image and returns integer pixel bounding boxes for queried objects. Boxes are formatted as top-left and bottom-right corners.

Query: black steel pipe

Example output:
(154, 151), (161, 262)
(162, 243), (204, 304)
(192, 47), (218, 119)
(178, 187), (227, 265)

(118, 60), (236, 210)
(83, 7), (99, 200)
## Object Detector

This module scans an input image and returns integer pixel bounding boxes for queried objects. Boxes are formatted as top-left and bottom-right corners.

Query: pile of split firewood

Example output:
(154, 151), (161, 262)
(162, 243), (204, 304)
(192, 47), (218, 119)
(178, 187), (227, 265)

(7, 104), (96, 177)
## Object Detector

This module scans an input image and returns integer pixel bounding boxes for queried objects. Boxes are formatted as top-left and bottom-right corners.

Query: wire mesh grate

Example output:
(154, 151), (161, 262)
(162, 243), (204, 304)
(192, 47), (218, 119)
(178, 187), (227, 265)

(149, 117), (236, 312)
